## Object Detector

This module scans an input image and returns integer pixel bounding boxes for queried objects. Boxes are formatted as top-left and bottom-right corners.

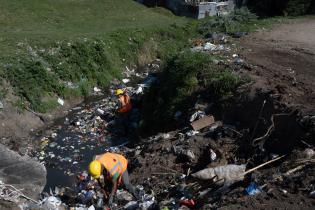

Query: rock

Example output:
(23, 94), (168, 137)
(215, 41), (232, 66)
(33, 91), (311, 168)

(0, 144), (46, 200)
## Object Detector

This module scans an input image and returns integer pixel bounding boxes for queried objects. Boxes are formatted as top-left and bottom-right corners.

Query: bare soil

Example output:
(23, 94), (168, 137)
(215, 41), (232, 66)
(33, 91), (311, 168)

(238, 17), (315, 116)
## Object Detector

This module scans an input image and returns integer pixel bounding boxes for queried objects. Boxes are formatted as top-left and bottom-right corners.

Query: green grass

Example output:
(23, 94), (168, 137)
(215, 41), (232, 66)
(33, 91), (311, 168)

(0, 1), (282, 113)
(0, 0), (190, 112)
(0, 0), (187, 57)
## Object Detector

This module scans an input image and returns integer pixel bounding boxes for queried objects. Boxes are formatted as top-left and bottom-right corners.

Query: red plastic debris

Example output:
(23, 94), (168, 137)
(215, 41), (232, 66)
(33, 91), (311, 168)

(180, 199), (196, 207)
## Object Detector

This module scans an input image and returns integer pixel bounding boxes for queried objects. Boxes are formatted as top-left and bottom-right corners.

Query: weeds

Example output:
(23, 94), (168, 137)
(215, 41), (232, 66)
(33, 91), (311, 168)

(199, 8), (258, 34)
(141, 51), (246, 133)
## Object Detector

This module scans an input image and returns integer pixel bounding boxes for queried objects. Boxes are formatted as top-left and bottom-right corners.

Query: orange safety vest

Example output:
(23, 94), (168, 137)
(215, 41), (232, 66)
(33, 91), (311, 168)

(117, 94), (132, 113)
(97, 152), (128, 181)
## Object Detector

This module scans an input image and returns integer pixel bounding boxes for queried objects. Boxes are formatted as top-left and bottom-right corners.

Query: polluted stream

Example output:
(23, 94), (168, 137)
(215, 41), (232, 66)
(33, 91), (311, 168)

(26, 50), (315, 209)
(34, 64), (159, 192)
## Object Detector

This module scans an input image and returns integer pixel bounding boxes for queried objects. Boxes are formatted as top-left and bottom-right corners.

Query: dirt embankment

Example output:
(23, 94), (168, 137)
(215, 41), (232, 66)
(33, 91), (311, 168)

(238, 18), (315, 116)
(126, 18), (315, 210)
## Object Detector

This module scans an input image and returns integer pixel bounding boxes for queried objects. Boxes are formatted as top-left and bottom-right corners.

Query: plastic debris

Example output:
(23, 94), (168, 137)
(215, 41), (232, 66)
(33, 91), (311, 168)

(204, 42), (216, 51)
(93, 87), (101, 92)
(192, 164), (246, 185)
(122, 79), (130, 84)
(57, 98), (64, 106)
(190, 111), (205, 122)
(0, 101), (3, 109)
(124, 201), (139, 210)
(42, 196), (62, 209)
(245, 182), (262, 195)
(210, 149), (217, 161)
(186, 130), (199, 137)
(179, 199), (195, 207)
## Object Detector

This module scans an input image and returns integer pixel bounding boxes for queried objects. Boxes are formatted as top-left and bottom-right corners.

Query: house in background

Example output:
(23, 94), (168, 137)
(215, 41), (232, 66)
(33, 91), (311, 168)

(137, 0), (235, 19)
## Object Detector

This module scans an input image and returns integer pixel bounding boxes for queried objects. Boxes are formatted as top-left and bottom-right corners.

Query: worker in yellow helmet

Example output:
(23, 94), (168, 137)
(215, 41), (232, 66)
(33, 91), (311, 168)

(115, 89), (132, 114)
(89, 152), (138, 206)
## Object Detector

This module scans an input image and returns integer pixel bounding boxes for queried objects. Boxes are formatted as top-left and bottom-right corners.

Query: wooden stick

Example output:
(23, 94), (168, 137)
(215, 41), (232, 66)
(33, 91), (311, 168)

(285, 165), (306, 176)
(243, 155), (285, 175)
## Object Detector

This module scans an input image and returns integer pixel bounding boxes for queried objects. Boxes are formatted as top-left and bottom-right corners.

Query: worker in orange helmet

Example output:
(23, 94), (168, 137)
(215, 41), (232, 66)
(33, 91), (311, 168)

(88, 152), (138, 206)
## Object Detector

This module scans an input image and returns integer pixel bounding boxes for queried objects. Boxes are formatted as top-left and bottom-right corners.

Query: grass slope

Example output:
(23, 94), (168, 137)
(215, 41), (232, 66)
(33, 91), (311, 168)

(0, 0), (189, 112)
(0, 0), (183, 55)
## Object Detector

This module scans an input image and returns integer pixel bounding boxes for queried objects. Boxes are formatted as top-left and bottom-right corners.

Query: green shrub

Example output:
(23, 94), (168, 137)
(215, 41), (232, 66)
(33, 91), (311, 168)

(6, 59), (64, 111)
(141, 51), (245, 133)
(285, 0), (312, 16)
(199, 8), (258, 34)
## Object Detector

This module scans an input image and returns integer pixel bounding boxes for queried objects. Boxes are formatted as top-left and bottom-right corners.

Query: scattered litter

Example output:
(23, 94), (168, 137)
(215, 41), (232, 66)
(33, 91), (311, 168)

(122, 79), (130, 84)
(210, 149), (217, 161)
(57, 98), (64, 106)
(93, 87), (101, 92)
(245, 182), (262, 195)
(42, 196), (62, 209)
(190, 111), (205, 122)
(124, 201), (139, 210)
(96, 108), (105, 115)
(179, 199), (195, 207)
(186, 130), (199, 137)
(204, 42), (216, 51)
(234, 58), (245, 65)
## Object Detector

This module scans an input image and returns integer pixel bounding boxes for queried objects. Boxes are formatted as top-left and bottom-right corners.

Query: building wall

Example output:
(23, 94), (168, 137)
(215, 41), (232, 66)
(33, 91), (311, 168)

(138, 0), (235, 19)
(197, 0), (235, 19)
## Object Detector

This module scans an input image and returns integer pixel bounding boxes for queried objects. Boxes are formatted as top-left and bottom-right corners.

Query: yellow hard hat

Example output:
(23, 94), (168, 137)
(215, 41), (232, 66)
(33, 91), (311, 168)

(115, 89), (124, 95)
(88, 160), (102, 179)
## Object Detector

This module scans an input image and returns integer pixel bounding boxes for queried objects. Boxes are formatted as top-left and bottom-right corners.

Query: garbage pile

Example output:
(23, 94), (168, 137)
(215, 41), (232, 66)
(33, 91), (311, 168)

(33, 82), (314, 209)
(128, 125), (314, 209)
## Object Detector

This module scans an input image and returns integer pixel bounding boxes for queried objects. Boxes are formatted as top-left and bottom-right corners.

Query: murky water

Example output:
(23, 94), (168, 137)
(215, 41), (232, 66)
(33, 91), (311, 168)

(35, 71), (158, 192)
(36, 98), (130, 191)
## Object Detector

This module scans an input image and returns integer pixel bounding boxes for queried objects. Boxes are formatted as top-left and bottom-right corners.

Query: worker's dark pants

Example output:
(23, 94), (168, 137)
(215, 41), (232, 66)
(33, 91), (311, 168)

(122, 170), (138, 199)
